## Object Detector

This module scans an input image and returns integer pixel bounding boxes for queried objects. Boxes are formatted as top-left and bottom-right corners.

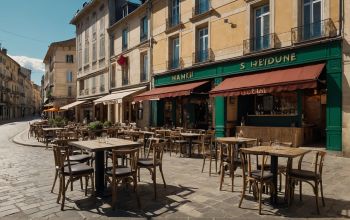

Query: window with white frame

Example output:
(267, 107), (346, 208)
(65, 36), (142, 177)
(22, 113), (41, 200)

(122, 28), (128, 50)
(99, 17), (105, 58)
(254, 4), (270, 51)
(302, 0), (322, 40)
(197, 27), (208, 62)
(170, 36), (179, 69)
(84, 29), (90, 64)
(140, 52), (148, 82)
(67, 71), (73, 82)
(100, 74), (105, 92)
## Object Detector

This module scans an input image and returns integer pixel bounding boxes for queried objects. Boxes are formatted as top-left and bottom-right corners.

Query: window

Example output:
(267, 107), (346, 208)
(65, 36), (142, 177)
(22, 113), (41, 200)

(122, 66), (129, 86)
(170, 37), (180, 69)
(140, 53), (148, 82)
(84, 29), (90, 64)
(100, 74), (105, 92)
(99, 35), (105, 58)
(254, 5), (270, 51)
(92, 76), (96, 93)
(68, 86), (72, 97)
(92, 41), (97, 62)
(122, 28), (128, 50)
(140, 16), (148, 42)
(92, 13), (97, 40)
(111, 64), (116, 87)
(197, 27), (208, 62)
(122, 5), (128, 17)
(170, 0), (180, 26)
(78, 35), (82, 69)
(196, 0), (210, 15)
(67, 71), (73, 82)
(100, 16), (105, 32)
(303, 0), (322, 40)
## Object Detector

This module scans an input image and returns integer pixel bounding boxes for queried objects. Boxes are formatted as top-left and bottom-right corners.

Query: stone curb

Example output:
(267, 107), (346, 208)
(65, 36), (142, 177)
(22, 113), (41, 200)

(11, 129), (46, 148)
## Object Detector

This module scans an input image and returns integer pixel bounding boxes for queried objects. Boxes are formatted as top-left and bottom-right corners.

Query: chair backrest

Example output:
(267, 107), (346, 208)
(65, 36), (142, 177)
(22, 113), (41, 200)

(314, 150), (326, 176)
(151, 142), (165, 165)
(53, 145), (72, 172)
(111, 148), (139, 174)
(240, 148), (269, 179)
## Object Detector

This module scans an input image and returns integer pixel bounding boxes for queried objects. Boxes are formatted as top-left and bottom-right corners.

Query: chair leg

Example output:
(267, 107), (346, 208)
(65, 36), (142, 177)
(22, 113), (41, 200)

(209, 156), (212, 176)
(258, 182), (263, 215)
(152, 169), (157, 200)
(133, 175), (141, 208)
(91, 173), (95, 196)
(219, 164), (225, 191)
(159, 165), (166, 188)
(138, 168), (141, 182)
(279, 173), (282, 192)
(57, 176), (62, 204)
(239, 180), (247, 208)
(299, 181), (302, 201)
(314, 183), (320, 214)
(61, 176), (67, 211)
(85, 176), (88, 196)
(112, 179), (117, 210)
(80, 177), (84, 190)
(231, 165), (234, 192)
(51, 170), (58, 193)
(319, 180), (325, 206)
(201, 156), (206, 173)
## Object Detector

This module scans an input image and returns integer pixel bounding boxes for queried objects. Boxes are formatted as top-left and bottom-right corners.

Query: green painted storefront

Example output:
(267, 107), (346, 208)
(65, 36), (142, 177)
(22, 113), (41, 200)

(152, 40), (342, 151)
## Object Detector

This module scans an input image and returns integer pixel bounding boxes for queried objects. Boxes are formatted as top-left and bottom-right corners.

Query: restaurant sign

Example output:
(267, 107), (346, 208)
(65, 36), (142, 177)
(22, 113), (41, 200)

(240, 88), (267, 95)
(171, 71), (194, 81)
(240, 53), (297, 70)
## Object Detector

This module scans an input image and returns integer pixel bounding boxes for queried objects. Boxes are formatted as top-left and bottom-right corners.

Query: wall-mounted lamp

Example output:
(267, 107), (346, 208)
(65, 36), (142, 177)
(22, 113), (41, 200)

(224, 19), (237, 28)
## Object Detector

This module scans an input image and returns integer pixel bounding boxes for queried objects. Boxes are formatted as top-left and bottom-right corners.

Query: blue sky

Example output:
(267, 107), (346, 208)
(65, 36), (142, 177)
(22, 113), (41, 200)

(0, 0), (86, 85)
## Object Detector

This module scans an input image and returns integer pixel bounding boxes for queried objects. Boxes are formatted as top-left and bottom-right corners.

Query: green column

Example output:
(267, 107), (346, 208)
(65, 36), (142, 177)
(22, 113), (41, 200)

(326, 58), (342, 151)
(214, 77), (225, 137)
(151, 100), (164, 127)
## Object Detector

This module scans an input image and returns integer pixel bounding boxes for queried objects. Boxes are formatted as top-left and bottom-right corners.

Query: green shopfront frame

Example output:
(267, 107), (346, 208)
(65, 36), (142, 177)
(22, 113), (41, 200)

(152, 40), (342, 151)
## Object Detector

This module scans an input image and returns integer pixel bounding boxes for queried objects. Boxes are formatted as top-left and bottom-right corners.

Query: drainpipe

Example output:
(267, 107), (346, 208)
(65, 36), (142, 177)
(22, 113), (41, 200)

(339, 0), (344, 37)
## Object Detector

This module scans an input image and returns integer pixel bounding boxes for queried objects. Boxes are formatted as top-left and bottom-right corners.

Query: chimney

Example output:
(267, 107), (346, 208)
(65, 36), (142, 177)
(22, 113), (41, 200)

(2, 48), (7, 55)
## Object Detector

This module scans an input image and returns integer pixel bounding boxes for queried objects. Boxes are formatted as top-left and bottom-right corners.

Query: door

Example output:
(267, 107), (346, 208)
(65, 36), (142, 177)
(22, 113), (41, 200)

(172, 37), (180, 68)
(254, 5), (270, 51)
(171, 0), (180, 26)
(303, 0), (322, 40)
(198, 0), (209, 14)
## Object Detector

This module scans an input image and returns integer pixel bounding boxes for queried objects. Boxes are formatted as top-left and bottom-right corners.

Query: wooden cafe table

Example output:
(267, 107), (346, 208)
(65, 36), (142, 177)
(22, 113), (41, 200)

(240, 145), (310, 204)
(42, 127), (66, 148)
(180, 132), (202, 157)
(69, 138), (142, 195)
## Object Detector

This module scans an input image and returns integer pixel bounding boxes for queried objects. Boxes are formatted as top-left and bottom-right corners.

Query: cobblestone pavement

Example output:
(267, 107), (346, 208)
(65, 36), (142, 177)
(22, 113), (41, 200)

(1, 120), (350, 219)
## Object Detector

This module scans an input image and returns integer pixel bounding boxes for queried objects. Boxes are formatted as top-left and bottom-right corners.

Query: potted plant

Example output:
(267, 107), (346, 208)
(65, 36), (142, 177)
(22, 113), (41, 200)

(103, 121), (113, 128)
(88, 121), (104, 136)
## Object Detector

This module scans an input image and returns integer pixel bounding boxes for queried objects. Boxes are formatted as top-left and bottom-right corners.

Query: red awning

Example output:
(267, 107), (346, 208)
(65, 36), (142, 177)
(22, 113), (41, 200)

(134, 81), (208, 102)
(210, 63), (325, 97)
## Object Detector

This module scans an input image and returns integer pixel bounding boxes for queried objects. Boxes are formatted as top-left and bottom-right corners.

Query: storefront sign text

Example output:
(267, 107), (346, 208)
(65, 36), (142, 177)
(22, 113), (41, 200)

(171, 72), (194, 81)
(240, 88), (267, 95)
(240, 53), (297, 70)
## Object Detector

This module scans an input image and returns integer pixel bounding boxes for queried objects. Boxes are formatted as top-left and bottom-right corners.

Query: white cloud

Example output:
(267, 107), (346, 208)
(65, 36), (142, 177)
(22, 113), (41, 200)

(9, 55), (45, 73)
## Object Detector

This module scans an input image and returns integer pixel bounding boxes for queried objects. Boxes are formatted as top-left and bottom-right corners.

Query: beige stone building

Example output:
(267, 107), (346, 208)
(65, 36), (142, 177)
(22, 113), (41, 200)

(96, 1), (151, 127)
(131, 0), (346, 153)
(43, 38), (77, 114)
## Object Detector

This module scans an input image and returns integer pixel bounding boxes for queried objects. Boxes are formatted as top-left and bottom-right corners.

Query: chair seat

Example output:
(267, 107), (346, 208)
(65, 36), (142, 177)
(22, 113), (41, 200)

(174, 140), (188, 144)
(138, 158), (161, 167)
(105, 167), (133, 177)
(289, 169), (320, 180)
(63, 163), (93, 175)
(69, 154), (91, 163)
(251, 170), (273, 180)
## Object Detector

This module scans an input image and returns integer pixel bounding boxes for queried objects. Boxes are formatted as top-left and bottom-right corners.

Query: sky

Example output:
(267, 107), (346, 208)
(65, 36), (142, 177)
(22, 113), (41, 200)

(0, 0), (86, 85)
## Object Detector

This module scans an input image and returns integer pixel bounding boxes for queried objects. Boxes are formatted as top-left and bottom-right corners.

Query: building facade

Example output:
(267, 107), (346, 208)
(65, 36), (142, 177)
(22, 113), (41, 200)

(96, 0), (151, 127)
(0, 47), (41, 121)
(43, 38), (77, 113)
(132, 0), (345, 153)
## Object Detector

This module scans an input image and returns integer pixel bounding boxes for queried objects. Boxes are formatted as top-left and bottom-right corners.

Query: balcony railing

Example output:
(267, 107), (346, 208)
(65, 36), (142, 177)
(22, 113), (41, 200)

(84, 89), (89, 95)
(291, 19), (337, 44)
(193, 48), (214, 64)
(91, 87), (96, 94)
(100, 85), (105, 92)
(140, 33), (148, 43)
(140, 72), (148, 82)
(79, 90), (84, 96)
(166, 15), (181, 32)
(122, 77), (129, 86)
(167, 58), (181, 70)
(111, 81), (116, 88)
(192, 0), (211, 17)
(243, 33), (279, 54)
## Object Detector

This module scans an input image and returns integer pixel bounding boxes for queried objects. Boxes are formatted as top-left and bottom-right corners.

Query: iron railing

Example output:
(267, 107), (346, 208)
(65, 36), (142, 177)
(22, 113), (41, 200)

(91, 87), (96, 94)
(79, 90), (84, 96)
(122, 76), (129, 86)
(140, 33), (148, 42)
(167, 58), (180, 70)
(291, 19), (337, 44)
(84, 89), (89, 95)
(192, 0), (211, 17)
(166, 14), (181, 31)
(243, 33), (279, 54)
(100, 85), (105, 92)
(193, 48), (214, 64)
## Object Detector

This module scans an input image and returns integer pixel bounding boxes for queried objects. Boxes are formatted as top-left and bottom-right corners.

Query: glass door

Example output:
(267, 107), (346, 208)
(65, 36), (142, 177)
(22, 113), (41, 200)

(303, 0), (322, 40)
(254, 5), (270, 51)
(198, 27), (208, 62)
(198, 0), (209, 14)
(171, 0), (180, 26)
(172, 37), (180, 68)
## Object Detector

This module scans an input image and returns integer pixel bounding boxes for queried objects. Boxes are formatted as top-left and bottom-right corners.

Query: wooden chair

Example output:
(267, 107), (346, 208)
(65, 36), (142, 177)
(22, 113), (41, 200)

(168, 131), (187, 156)
(218, 141), (242, 192)
(105, 148), (140, 209)
(54, 145), (94, 210)
(288, 150), (326, 214)
(137, 142), (166, 199)
(197, 134), (217, 176)
(239, 148), (275, 215)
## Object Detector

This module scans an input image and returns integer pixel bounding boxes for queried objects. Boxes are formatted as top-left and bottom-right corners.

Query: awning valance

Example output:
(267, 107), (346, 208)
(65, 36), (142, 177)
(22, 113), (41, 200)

(134, 81), (208, 102)
(60, 101), (86, 110)
(94, 86), (146, 104)
(210, 63), (325, 97)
